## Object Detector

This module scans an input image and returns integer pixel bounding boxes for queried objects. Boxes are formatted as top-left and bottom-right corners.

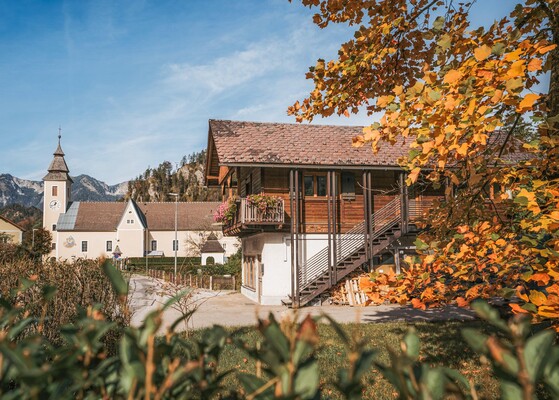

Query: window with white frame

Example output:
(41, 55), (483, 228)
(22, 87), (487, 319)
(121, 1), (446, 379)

(81, 241), (88, 252)
(106, 241), (112, 252)
(172, 240), (178, 251)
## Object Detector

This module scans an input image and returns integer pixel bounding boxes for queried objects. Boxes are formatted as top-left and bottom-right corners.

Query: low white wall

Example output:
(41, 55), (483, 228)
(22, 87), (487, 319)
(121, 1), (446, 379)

(241, 233), (330, 305)
(201, 252), (225, 265)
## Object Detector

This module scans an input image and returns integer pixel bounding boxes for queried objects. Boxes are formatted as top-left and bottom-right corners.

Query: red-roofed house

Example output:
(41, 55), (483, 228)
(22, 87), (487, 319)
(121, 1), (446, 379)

(205, 119), (445, 306)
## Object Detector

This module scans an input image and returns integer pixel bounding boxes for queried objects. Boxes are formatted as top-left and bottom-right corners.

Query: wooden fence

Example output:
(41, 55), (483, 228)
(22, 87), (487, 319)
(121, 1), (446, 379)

(147, 269), (237, 291)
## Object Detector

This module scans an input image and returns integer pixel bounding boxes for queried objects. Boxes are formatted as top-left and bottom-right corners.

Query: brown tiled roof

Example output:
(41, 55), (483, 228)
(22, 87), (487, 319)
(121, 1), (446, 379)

(201, 233), (225, 253)
(208, 119), (409, 168)
(73, 202), (126, 231)
(61, 201), (221, 232)
(137, 202), (220, 231)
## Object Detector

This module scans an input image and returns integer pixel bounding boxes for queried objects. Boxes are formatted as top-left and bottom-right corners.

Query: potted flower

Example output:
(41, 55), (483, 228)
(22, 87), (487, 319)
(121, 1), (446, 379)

(214, 198), (238, 224)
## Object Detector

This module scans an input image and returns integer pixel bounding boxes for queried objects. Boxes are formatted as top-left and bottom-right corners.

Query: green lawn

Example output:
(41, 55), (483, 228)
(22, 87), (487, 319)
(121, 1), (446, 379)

(186, 320), (500, 399)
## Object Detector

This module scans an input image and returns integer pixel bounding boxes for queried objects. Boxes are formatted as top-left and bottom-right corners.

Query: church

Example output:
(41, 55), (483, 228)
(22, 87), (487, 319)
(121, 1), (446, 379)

(42, 136), (239, 260)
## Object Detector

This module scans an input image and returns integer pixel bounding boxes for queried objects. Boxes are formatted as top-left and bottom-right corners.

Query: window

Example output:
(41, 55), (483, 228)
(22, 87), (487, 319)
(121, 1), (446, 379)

(206, 256), (215, 265)
(341, 172), (356, 199)
(303, 176), (314, 196)
(0, 237), (9, 244)
(317, 176), (327, 196)
(52, 224), (56, 231)
(303, 173), (327, 197)
(243, 255), (256, 289)
(106, 241), (112, 252)
(151, 240), (157, 251)
(52, 186), (58, 196)
(81, 241), (88, 252)
(51, 242), (56, 250)
(127, 219), (134, 224)
(172, 240), (178, 251)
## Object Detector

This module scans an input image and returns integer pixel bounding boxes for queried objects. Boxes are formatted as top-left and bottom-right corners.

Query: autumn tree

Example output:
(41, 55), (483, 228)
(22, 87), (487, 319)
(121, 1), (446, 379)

(290, 0), (559, 325)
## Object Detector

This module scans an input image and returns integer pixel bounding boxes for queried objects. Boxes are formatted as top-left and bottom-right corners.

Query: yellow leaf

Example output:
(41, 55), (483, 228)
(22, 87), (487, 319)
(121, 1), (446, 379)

(529, 290), (547, 307)
(505, 77), (524, 93)
(507, 60), (526, 78)
(474, 45), (492, 61)
(377, 95), (395, 108)
(443, 69), (462, 84)
(407, 167), (421, 184)
(457, 143), (468, 156)
(352, 135), (365, 147)
(504, 49), (523, 62)
(517, 93), (540, 111)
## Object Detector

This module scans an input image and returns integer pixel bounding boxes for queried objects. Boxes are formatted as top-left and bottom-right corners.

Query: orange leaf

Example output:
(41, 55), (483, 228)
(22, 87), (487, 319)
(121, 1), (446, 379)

(456, 297), (470, 307)
(510, 303), (529, 314)
(538, 44), (557, 54)
(474, 45), (492, 61)
(530, 272), (550, 286)
(443, 69), (462, 84)
(411, 298), (426, 310)
(517, 93), (540, 111)
(527, 58), (542, 72)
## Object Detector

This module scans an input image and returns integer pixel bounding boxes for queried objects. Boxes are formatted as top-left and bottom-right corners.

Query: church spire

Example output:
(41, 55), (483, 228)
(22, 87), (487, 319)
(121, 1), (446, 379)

(43, 129), (73, 182)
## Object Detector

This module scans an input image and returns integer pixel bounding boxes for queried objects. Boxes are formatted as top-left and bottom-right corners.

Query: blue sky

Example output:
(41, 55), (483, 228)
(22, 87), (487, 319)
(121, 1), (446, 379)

(0, 0), (533, 184)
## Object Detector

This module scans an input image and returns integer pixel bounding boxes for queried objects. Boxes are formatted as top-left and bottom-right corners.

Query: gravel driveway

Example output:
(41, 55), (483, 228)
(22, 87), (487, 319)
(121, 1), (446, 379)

(128, 274), (474, 332)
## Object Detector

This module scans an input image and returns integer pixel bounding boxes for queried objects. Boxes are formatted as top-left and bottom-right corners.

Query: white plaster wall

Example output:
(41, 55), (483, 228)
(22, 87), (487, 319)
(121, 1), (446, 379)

(201, 252), (225, 265)
(241, 233), (330, 305)
(0, 219), (23, 244)
(55, 231), (121, 259)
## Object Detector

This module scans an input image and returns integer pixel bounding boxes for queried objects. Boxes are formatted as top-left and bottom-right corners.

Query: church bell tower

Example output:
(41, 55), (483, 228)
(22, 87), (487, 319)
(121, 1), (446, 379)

(43, 132), (73, 238)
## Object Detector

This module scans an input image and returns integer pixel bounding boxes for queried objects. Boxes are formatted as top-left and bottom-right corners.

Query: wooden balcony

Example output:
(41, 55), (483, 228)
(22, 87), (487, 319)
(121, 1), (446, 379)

(222, 198), (286, 236)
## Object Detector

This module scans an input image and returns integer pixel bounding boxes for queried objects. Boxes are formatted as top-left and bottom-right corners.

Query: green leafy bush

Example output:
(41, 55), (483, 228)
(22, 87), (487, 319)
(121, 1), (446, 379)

(0, 263), (558, 399)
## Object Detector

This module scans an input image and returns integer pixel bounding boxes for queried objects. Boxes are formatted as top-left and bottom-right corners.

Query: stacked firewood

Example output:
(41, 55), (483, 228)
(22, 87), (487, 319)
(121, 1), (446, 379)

(329, 270), (370, 305)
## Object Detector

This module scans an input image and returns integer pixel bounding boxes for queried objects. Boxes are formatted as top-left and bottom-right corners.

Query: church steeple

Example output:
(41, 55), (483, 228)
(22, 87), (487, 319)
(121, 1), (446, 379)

(43, 130), (73, 183)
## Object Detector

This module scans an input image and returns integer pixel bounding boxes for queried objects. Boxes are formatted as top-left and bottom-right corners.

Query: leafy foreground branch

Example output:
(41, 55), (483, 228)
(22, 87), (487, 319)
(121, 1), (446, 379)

(0, 263), (558, 399)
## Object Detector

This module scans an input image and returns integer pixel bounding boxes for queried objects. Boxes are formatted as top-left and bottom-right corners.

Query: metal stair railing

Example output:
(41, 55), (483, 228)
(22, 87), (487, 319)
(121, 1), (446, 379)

(298, 197), (402, 291)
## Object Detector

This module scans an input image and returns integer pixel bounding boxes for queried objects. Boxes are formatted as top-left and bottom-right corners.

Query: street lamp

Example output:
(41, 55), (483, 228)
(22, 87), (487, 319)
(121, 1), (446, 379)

(169, 193), (179, 279)
(32, 228), (38, 250)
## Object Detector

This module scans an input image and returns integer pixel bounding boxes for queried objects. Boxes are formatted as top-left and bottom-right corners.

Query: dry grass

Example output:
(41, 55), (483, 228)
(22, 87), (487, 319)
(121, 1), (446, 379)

(0, 257), (130, 344)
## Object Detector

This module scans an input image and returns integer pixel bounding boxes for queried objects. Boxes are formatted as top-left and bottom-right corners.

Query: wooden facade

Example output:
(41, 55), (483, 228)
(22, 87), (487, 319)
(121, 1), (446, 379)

(220, 166), (444, 236)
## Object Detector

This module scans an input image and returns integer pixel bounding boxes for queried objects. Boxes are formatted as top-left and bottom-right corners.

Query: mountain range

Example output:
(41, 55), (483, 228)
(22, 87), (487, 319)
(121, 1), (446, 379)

(0, 174), (128, 208)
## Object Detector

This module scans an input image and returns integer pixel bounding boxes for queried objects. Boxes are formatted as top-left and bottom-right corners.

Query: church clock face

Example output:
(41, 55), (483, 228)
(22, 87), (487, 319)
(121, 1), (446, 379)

(49, 200), (61, 210)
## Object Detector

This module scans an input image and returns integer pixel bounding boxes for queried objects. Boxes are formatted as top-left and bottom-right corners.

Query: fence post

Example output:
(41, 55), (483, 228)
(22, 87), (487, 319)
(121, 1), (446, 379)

(233, 276), (236, 290)
(210, 276), (213, 291)
(189, 274), (192, 287)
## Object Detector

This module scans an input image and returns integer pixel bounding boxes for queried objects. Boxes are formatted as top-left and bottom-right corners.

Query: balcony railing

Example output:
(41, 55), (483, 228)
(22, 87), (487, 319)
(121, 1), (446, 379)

(223, 197), (285, 236)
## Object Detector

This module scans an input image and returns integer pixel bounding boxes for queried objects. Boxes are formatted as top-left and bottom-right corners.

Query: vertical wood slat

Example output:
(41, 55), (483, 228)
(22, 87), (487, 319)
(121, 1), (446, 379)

(294, 170), (301, 308)
(327, 171), (333, 288)
(289, 170), (295, 303)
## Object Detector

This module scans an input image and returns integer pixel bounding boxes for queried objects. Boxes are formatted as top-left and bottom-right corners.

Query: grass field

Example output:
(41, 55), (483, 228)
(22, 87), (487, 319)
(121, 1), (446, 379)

(186, 319), (501, 399)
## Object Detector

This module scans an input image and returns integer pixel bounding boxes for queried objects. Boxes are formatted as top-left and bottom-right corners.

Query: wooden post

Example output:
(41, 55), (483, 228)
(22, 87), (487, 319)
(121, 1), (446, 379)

(210, 276), (213, 291)
(289, 169), (295, 304)
(294, 169), (301, 308)
(327, 171), (333, 287)
(331, 171), (338, 284)
(362, 171), (369, 261)
(232, 275), (236, 290)
(367, 172), (374, 257)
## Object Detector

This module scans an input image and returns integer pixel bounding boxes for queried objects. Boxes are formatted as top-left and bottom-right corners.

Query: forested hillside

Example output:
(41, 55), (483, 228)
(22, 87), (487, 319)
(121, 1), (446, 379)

(125, 151), (220, 202)
(0, 203), (42, 231)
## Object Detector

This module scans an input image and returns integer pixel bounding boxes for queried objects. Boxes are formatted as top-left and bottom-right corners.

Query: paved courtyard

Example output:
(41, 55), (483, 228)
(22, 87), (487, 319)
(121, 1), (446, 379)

(129, 274), (474, 332)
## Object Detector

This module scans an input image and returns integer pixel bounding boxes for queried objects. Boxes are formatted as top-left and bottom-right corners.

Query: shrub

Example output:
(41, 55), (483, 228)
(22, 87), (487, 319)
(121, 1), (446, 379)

(0, 257), (129, 344)
(1, 264), (558, 399)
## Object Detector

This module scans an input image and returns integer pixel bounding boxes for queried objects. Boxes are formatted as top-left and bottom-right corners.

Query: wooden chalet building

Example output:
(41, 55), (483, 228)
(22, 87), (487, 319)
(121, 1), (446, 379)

(205, 119), (444, 306)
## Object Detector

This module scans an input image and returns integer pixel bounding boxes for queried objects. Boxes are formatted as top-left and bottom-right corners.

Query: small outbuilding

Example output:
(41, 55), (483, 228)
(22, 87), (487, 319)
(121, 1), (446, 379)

(200, 233), (225, 265)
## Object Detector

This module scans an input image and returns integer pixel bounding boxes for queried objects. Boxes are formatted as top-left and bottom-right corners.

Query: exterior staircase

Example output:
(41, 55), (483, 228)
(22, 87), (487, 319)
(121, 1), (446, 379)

(291, 197), (403, 307)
